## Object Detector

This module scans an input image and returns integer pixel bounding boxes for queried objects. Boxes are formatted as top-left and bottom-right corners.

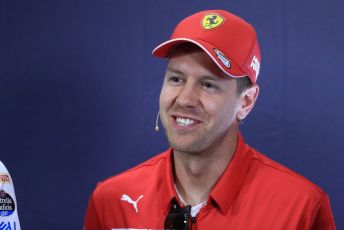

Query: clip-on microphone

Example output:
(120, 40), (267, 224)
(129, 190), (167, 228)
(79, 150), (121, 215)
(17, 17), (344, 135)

(155, 112), (160, 131)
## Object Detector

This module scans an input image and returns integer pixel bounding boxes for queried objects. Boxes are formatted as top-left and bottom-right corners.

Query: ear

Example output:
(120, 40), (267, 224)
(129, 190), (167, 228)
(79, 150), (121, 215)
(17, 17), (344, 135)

(236, 84), (259, 121)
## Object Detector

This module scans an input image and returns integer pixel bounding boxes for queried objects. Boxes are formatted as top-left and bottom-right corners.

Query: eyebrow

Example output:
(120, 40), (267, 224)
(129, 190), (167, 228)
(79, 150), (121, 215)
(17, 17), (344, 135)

(166, 66), (229, 82)
(166, 67), (184, 75)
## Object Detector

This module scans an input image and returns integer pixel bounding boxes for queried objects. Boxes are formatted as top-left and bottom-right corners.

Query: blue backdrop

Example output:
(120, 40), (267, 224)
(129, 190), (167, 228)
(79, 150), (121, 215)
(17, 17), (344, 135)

(1, 0), (343, 229)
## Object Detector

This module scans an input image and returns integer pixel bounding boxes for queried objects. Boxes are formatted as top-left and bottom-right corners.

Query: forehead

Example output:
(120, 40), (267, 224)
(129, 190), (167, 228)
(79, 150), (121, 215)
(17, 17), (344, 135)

(167, 44), (228, 79)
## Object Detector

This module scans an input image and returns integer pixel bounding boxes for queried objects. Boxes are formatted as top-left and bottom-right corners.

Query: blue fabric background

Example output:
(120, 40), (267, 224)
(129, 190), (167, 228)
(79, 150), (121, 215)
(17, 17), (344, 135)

(1, 0), (343, 228)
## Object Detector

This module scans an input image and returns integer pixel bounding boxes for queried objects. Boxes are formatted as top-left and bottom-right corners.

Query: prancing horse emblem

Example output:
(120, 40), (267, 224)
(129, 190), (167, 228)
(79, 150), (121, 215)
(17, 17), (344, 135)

(121, 194), (144, 213)
(201, 14), (225, 30)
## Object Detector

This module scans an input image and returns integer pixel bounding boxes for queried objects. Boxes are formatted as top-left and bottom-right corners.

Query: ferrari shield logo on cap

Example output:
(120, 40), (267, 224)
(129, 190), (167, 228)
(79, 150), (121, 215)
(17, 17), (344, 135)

(202, 14), (225, 30)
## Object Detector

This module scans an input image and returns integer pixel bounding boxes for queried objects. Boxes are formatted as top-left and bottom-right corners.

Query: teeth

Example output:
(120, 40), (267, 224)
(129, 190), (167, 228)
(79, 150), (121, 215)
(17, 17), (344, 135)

(176, 117), (194, 126)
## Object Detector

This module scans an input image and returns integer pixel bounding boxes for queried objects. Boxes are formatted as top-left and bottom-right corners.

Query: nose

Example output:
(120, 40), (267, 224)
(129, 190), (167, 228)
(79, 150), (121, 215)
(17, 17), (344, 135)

(175, 83), (200, 108)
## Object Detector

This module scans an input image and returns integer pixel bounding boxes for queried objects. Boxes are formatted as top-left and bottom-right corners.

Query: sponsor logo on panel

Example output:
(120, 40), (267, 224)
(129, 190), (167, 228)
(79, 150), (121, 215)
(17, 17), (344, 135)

(0, 175), (10, 184)
(0, 190), (15, 217)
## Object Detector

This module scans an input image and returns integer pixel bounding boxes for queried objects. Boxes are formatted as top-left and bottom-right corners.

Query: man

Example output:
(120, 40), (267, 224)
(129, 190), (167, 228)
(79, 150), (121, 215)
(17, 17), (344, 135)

(84, 10), (335, 229)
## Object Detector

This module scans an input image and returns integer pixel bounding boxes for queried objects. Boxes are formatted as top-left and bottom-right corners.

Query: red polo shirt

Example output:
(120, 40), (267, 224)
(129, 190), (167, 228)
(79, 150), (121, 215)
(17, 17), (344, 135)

(84, 134), (335, 229)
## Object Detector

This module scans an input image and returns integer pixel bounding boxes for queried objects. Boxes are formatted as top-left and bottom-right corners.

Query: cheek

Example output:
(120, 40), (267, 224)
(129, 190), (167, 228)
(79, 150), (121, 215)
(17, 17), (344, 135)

(159, 87), (167, 110)
(159, 86), (175, 128)
(206, 97), (240, 123)
(159, 85), (175, 110)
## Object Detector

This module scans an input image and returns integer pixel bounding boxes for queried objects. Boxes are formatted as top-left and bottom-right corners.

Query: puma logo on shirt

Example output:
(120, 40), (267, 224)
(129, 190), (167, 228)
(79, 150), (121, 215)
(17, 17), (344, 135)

(120, 194), (143, 213)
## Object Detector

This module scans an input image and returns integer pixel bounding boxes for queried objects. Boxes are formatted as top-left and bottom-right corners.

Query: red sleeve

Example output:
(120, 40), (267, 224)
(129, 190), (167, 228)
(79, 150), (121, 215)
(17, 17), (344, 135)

(298, 193), (336, 230)
(309, 194), (336, 230)
(84, 191), (102, 230)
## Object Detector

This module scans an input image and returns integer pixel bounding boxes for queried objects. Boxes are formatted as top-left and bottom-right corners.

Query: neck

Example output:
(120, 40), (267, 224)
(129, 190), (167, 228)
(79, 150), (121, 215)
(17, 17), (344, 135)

(173, 127), (238, 206)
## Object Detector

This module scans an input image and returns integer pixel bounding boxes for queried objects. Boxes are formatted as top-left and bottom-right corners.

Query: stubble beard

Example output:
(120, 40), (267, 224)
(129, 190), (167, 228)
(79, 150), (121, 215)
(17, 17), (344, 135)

(163, 115), (235, 155)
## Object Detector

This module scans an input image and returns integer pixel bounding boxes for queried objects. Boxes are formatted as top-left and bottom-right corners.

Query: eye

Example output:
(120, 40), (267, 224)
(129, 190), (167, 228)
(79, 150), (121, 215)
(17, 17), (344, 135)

(201, 81), (218, 91)
(167, 76), (184, 85)
(201, 82), (214, 88)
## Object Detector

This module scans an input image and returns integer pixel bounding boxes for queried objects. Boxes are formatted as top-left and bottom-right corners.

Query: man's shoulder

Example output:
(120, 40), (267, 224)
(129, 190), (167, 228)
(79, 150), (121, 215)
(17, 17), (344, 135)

(92, 150), (169, 199)
(248, 147), (326, 199)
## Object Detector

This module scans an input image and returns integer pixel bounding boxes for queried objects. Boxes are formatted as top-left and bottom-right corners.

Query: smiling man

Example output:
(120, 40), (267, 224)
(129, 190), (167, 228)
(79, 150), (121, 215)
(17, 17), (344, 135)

(84, 10), (335, 229)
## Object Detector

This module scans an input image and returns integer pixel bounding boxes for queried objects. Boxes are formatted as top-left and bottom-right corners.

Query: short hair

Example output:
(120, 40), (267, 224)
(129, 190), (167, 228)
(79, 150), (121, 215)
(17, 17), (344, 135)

(235, 77), (253, 95)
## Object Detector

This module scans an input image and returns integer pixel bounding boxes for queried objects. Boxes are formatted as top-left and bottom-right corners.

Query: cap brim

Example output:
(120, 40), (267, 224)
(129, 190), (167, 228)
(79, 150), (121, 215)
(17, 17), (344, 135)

(152, 38), (246, 79)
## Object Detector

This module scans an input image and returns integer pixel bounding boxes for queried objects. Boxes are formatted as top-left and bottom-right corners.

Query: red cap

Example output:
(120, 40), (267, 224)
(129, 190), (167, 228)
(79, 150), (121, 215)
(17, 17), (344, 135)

(152, 10), (261, 83)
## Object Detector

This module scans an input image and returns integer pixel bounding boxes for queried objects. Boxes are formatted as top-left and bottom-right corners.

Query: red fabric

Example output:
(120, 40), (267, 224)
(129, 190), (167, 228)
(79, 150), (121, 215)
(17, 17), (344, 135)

(84, 134), (335, 229)
(152, 10), (261, 83)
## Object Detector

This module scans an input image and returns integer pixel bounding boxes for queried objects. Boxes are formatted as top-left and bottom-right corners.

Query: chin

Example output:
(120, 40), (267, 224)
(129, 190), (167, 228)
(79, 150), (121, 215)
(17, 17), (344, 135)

(168, 138), (209, 154)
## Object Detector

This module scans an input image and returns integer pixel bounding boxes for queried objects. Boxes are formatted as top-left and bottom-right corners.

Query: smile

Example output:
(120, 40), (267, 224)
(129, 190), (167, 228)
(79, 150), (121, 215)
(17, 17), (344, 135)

(176, 117), (195, 126)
